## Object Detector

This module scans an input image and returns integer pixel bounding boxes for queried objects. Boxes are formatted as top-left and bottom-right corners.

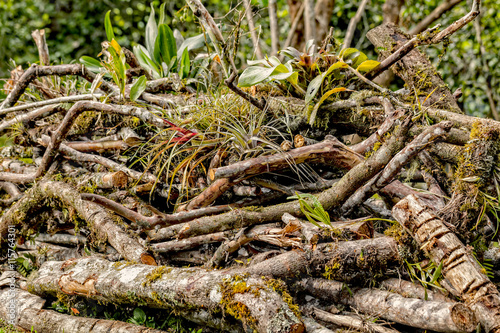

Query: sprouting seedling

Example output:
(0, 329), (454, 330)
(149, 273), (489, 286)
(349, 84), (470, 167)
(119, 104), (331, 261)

(288, 192), (331, 228)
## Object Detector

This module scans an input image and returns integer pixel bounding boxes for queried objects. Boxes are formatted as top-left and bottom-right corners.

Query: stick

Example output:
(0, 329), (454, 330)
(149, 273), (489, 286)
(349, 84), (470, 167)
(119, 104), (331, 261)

(268, 0), (280, 55)
(409, 0), (464, 35)
(366, 0), (480, 80)
(0, 64), (117, 109)
(343, 0), (370, 49)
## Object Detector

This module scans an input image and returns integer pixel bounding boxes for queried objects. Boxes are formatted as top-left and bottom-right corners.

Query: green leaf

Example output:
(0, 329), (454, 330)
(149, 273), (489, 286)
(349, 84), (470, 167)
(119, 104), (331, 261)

(177, 33), (208, 58)
(305, 61), (348, 105)
(133, 308), (146, 323)
(80, 56), (103, 72)
(145, 3), (158, 57)
(158, 24), (177, 65)
(130, 75), (147, 101)
(352, 52), (367, 68)
(237, 66), (276, 87)
(247, 59), (271, 67)
(430, 261), (443, 284)
(104, 10), (115, 42)
(356, 60), (380, 72)
(133, 45), (161, 79)
(324, 61), (349, 76)
(269, 64), (294, 81)
(339, 48), (359, 59)
(179, 48), (190, 79)
(158, 3), (166, 26)
(305, 75), (324, 105)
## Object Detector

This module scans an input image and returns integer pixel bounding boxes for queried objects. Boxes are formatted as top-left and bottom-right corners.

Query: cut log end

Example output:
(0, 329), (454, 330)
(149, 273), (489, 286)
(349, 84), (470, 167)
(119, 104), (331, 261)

(141, 253), (157, 265)
(451, 303), (478, 333)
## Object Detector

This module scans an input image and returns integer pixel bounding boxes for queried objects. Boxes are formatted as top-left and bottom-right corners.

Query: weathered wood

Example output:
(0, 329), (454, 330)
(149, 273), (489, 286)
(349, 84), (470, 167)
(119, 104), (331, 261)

(0, 288), (163, 333)
(366, 23), (461, 113)
(393, 194), (500, 332)
(210, 137), (363, 181)
(380, 278), (453, 303)
(26, 256), (304, 333)
(0, 181), (155, 265)
(244, 237), (400, 281)
(300, 278), (477, 332)
(312, 307), (399, 333)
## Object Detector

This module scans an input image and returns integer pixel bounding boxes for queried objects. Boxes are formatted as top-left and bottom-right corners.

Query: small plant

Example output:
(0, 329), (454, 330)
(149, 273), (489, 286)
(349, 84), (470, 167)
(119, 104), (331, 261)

(15, 253), (37, 277)
(288, 192), (331, 228)
(238, 40), (380, 125)
(80, 2), (205, 100)
(405, 259), (445, 298)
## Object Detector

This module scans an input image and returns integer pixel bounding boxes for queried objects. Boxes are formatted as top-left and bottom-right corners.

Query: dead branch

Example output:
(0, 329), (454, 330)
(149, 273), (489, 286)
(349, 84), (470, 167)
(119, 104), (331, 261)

(300, 278), (477, 332)
(393, 194), (500, 332)
(343, 0), (370, 49)
(26, 256), (304, 332)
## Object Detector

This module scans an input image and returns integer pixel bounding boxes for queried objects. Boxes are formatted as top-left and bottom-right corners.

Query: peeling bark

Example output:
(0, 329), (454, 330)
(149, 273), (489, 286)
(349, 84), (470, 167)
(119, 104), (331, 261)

(26, 256), (304, 333)
(393, 195), (500, 332)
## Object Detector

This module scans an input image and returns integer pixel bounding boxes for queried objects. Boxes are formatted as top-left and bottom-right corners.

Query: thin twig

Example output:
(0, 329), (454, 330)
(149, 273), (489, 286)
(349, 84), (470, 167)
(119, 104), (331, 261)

(0, 94), (102, 115)
(409, 0), (463, 35)
(268, 0), (280, 55)
(343, 0), (371, 49)
(242, 0), (264, 59)
(366, 0), (480, 80)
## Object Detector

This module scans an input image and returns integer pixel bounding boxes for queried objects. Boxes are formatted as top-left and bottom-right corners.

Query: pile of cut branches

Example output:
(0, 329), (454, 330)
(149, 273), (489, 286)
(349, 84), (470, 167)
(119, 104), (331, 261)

(2, 0), (500, 332)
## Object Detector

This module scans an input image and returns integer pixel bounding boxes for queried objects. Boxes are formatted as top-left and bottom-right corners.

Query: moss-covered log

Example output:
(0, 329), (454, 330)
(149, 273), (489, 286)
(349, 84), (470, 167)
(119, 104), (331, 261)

(26, 256), (304, 333)
(299, 278), (477, 332)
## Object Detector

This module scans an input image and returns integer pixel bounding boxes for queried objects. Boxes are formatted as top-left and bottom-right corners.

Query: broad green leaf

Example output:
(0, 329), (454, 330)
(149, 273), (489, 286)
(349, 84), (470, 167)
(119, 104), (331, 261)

(279, 47), (302, 60)
(104, 10), (115, 42)
(268, 56), (281, 67)
(133, 45), (161, 79)
(237, 66), (276, 87)
(177, 33), (208, 58)
(305, 74), (324, 105)
(179, 48), (190, 79)
(352, 52), (367, 68)
(340, 48), (364, 65)
(158, 3), (166, 26)
(145, 3), (158, 57)
(339, 48), (359, 59)
(357, 60), (380, 72)
(154, 24), (177, 74)
(80, 56), (103, 72)
(305, 61), (348, 105)
(324, 61), (348, 76)
(133, 308), (146, 323)
(130, 75), (147, 101)
(286, 71), (299, 85)
(269, 64), (293, 80)
(247, 59), (271, 66)
(163, 24), (177, 63)
(168, 55), (178, 73)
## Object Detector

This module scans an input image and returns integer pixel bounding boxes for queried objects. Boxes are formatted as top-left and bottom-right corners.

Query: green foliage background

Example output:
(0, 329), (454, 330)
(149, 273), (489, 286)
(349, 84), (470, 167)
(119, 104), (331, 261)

(0, 0), (498, 117)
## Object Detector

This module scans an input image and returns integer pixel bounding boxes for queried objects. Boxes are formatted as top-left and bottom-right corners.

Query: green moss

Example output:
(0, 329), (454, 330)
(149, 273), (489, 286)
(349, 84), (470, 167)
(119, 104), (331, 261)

(142, 266), (170, 287)
(263, 277), (301, 319)
(322, 262), (341, 280)
(219, 274), (258, 331)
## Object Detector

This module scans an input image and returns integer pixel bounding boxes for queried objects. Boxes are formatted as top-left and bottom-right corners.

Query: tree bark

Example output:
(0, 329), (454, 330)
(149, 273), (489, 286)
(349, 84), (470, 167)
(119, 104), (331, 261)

(300, 278), (477, 332)
(26, 256), (304, 333)
(366, 23), (461, 113)
(393, 194), (500, 332)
